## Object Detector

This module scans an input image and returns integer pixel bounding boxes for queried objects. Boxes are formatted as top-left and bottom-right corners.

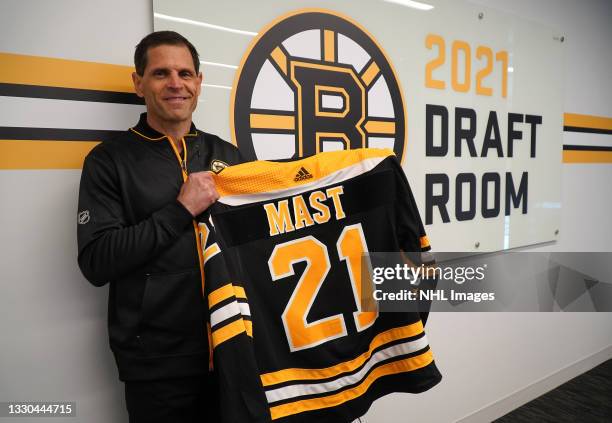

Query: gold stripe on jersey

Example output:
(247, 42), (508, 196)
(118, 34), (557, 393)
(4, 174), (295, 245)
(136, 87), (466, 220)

(244, 320), (253, 338)
(269, 349), (434, 420)
(208, 284), (235, 309)
(209, 282), (252, 347)
(264, 335), (430, 404)
(233, 285), (247, 300)
(213, 148), (394, 201)
(211, 319), (247, 348)
(203, 243), (221, 264)
(420, 235), (431, 249)
(260, 321), (424, 387)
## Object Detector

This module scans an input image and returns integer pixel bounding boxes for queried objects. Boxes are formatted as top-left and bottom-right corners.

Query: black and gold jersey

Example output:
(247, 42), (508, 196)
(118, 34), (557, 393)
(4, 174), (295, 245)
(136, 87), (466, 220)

(201, 148), (441, 423)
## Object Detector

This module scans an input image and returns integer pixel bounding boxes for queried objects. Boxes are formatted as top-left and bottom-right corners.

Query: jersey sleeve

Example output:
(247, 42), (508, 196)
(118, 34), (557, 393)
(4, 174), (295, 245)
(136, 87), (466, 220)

(388, 155), (431, 253)
(388, 156), (437, 325)
(198, 221), (272, 423)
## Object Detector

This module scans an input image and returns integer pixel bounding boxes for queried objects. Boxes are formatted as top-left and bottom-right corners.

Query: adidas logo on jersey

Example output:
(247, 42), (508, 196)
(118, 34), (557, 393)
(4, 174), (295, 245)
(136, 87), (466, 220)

(294, 167), (313, 182)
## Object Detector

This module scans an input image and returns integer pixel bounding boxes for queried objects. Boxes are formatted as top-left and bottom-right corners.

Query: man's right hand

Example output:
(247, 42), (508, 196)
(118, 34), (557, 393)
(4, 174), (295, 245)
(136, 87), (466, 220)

(177, 171), (219, 217)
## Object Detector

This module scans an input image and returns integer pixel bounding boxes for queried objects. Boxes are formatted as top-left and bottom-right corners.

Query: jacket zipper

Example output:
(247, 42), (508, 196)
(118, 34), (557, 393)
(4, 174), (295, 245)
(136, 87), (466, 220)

(166, 137), (207, 297)
(167, 137), (211, 369)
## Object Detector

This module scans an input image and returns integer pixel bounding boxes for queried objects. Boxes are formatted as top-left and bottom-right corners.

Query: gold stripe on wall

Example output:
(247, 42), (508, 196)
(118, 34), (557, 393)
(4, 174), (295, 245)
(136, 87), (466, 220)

(250, 113), (295, 130)
(270, 47), (288, 75)
(563, 150), (612, 164)
(563, 112), (612, 163)
(361, 61), (380, 87)
(0, 140), (99, 169)
(323, 30), (335, 62)
(564, 113), (612, 131)
(364, 120), (395, 134)
(0, 52), (135, 92)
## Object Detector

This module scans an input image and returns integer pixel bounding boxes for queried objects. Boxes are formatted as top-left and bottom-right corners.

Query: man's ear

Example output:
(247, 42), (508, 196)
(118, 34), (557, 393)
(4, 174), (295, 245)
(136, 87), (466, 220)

(196, 71), (203, 96)
(132, 72), (144, 97)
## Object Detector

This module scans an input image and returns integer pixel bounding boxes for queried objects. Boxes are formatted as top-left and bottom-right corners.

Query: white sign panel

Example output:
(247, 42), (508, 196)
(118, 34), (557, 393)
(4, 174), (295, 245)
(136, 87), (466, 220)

(154, 0), (564, 251)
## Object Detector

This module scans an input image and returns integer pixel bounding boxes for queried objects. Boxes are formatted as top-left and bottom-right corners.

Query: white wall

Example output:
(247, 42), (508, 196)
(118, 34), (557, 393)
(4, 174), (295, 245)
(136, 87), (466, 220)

(0, 1), (151, 422)
(368, 1), (612, 422)
(0, 1), (610, 422)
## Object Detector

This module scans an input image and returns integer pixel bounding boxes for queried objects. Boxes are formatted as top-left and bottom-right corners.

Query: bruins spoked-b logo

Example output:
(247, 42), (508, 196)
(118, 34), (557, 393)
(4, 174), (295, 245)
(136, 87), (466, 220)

(232, 9), (406, 162)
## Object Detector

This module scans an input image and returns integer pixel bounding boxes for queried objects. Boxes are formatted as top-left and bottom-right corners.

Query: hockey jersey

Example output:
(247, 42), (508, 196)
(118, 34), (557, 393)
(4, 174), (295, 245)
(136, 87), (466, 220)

(200, 148), (442, 423)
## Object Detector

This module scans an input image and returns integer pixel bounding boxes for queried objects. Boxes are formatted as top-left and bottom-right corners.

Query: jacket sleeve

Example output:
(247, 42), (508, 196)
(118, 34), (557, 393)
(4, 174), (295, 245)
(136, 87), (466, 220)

(77, 146), (193, 286)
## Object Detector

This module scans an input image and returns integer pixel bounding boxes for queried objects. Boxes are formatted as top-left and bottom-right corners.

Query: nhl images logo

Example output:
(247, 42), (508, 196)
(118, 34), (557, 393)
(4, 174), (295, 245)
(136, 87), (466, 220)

(232, 9), (407, 162)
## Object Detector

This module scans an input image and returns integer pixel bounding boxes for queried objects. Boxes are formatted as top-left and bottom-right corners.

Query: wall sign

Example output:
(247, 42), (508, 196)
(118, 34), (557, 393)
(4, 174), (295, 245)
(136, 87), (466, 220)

(155, 1), (565, 251)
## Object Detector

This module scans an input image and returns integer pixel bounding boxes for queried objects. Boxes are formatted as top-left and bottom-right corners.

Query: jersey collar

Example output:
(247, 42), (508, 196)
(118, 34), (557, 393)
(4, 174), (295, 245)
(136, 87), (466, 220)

(130, 112), (198, 141)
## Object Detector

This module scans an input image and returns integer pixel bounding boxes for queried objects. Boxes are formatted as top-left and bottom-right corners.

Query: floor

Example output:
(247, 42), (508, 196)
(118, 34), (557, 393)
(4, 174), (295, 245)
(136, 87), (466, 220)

(494, 359), (612, 423)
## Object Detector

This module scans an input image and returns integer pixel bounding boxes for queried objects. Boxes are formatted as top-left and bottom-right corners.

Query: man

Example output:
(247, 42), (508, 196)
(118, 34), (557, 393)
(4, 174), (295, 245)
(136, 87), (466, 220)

(77, 31), (242, 422)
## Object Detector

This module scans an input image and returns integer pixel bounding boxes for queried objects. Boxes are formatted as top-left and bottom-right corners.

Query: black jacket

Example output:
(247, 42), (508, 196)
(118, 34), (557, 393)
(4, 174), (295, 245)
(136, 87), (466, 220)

(77, 113), (243, 381)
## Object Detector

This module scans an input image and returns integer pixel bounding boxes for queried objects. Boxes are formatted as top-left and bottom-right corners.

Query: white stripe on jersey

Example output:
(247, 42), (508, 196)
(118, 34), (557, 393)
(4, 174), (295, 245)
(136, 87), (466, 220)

(238, 301), (251, 317)
(264, 335), (430, 404)
(210, 298), (251, 327)
(210, 300), (242, 327)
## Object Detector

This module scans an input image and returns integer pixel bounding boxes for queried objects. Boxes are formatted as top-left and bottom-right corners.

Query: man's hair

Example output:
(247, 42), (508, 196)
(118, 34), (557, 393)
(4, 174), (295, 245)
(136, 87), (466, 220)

(134, 31), (200, 76)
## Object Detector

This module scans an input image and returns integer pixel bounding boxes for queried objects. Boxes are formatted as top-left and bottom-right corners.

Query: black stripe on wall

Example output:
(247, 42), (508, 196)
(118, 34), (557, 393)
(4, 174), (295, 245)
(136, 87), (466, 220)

(0, 83), (144, 105)
(0, 126), (123, 142)
(563, 126), (612, 135)
(563, 145), (612, 152)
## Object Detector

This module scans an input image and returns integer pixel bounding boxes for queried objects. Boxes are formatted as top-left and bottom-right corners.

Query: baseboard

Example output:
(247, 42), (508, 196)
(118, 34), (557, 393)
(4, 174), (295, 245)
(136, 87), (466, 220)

(455, 344), (612, 423)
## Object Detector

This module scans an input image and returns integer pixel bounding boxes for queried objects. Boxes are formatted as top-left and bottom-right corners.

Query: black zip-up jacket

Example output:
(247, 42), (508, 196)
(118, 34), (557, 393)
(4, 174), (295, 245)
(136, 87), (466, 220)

(77, 113), (243, 381)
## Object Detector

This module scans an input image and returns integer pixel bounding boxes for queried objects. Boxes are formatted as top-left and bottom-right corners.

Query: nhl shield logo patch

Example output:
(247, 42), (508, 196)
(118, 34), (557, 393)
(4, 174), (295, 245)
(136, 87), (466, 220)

(78, 210), (90, 225)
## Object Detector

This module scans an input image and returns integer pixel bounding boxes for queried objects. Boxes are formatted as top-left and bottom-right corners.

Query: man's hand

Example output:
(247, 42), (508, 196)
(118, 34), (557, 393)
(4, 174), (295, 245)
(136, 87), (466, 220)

(177, 172), (219, 217)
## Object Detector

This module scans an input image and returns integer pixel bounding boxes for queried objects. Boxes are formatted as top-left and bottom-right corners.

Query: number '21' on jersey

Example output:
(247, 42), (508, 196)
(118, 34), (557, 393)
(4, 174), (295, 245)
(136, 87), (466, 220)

(201, 148), (442, 423)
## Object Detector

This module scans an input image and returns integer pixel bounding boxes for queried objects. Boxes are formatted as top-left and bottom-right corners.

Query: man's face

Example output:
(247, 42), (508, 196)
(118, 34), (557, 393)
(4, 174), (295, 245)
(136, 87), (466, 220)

(132, 44), (202, 129)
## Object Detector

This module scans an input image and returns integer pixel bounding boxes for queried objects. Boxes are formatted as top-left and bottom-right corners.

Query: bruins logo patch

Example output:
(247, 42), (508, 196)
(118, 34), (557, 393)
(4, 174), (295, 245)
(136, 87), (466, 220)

(210, 159), (229, 174)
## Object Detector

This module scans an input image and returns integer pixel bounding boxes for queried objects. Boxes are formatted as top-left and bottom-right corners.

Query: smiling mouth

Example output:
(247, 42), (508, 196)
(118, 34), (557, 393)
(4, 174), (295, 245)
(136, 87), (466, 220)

(164, 96), (190, 102)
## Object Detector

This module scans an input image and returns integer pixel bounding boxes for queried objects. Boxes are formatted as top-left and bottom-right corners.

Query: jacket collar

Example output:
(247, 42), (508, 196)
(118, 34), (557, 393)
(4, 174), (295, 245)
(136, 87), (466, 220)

(130, 113), (198, 141)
